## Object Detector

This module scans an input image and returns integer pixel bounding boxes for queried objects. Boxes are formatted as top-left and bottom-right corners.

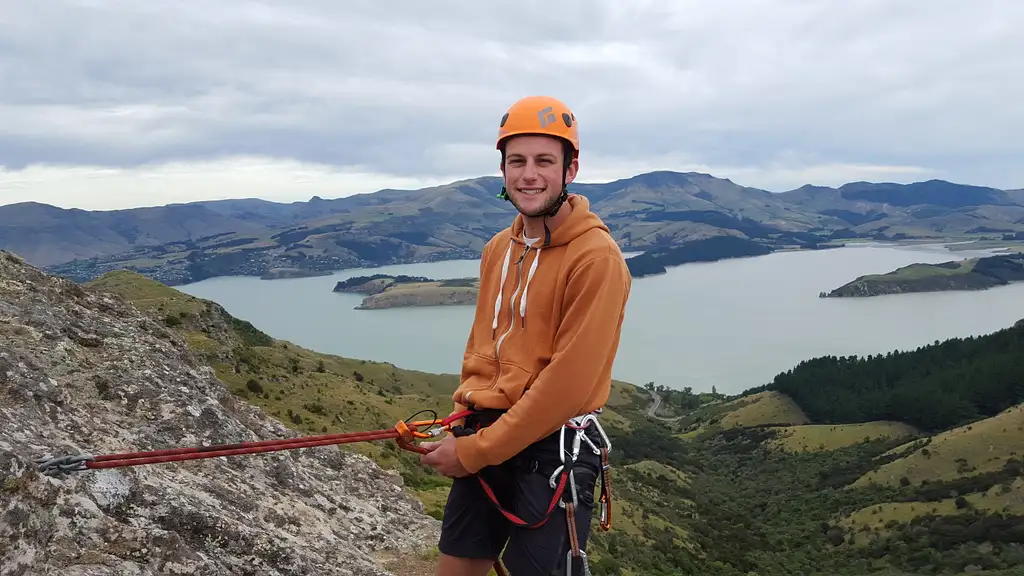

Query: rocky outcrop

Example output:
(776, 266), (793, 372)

(0, 251), (439, 575)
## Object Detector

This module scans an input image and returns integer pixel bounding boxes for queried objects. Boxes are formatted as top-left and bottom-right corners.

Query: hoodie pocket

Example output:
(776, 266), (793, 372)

(495, 358), (534, 405)
(459, 352), (535, 407)
(461, 352), (497, 393)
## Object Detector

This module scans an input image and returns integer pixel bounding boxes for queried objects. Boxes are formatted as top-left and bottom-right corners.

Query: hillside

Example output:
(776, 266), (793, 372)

(753, 318), (1024, 432)
(3, 253), (1023, 575)
(627, 315), (1024, 575)
(779, 179), (1024, 239)
(625, 235), (777, 277)
(76, 277), (1024, 576)
(823, 253), (1024, 297)
(6, 171), (1022, 286)
(0, 252), (440, 575)
(0, 201), (268, 267)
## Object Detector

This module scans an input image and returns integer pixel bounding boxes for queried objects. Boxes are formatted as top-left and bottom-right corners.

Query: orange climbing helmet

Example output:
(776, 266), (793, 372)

(496, 96), (579, 158)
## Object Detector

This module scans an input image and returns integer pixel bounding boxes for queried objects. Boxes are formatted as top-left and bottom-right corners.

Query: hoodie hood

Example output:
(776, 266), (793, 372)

(508, 194), (609, 248)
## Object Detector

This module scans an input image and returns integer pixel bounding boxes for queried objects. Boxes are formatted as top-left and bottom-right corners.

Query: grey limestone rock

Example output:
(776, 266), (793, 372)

(0, 251), (440, 575)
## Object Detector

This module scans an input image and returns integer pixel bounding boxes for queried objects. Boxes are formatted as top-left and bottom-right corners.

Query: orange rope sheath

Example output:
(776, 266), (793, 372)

(81, 417), (457, 470)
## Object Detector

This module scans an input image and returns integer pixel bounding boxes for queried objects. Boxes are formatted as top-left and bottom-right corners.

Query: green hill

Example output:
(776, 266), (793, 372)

(82, 270), (1024, 575)
(824, 253), (1024, 298)
(751, 319), (1024, 432)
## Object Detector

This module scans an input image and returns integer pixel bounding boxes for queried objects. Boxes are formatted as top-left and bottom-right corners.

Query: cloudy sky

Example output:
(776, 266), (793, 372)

(1, 1), (1021, 210)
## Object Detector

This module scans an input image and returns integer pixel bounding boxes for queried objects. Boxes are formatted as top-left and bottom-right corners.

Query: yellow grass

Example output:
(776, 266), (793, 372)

(86, 270), (206, 316)
(717, 391), (810, 429)
(838, 478), (1024, 540)
(357, 281), (479, 309)
(624, 460), (691, 487)
(768, 421), (920, 452)
(853, 403), (1024, 488)
(673, 391), (809, 440)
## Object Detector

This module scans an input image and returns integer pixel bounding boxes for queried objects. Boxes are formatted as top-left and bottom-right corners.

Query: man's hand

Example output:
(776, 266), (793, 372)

(419, 435), (470, 478)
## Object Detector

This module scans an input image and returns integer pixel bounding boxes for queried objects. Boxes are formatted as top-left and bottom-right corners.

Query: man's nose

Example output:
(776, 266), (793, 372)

(522, 160), (539, 179)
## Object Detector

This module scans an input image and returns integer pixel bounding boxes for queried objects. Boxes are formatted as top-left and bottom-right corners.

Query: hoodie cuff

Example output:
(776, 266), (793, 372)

(454, 434), (488, 475)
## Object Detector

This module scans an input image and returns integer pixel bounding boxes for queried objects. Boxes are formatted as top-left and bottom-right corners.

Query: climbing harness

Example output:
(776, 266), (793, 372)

(452, 409), (613, 576)
(33, 406), (613, 576)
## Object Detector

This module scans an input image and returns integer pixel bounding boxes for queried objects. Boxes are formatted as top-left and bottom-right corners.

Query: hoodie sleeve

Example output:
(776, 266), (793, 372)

(454, 248), (630, 473)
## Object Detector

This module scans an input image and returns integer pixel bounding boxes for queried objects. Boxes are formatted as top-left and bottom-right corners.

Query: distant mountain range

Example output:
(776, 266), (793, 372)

(3, 171), (1023, 285)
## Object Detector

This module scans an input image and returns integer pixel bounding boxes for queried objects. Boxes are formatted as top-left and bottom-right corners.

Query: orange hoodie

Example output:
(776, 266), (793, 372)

(452, 193), (631, 474)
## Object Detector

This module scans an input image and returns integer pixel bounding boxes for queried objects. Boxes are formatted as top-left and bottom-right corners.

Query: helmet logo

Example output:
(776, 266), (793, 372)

(537, 106), (556, 128)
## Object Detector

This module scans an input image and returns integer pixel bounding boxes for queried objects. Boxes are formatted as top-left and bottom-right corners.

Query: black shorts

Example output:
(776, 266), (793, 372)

(437, 411), (604, 575)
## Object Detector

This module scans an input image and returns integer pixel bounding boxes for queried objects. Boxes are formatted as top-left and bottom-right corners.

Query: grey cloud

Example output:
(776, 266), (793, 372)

(0, 0), (1022, 188)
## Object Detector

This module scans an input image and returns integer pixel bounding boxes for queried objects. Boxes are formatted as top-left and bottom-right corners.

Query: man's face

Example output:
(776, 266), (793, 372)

(502, 135), (578, 218)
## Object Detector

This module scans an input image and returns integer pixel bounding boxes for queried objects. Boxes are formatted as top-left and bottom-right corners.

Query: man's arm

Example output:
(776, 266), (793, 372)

(454, 249), (630, 473)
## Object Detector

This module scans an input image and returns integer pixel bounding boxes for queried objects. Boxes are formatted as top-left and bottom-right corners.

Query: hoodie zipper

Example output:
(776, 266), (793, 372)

(490, 243), (530, 389)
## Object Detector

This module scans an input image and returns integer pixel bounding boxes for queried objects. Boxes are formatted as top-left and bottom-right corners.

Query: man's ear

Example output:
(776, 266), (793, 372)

(563, 158), (579, 185)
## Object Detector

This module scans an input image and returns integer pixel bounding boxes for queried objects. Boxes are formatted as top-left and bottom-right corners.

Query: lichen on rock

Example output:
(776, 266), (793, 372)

(0, 251), (439, 575)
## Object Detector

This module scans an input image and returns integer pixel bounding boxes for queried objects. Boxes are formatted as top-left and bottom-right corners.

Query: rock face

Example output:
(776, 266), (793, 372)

(0, 251), (439, 575)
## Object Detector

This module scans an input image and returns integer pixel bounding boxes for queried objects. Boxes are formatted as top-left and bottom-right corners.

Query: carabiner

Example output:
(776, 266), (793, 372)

(566, 549), (591, 576)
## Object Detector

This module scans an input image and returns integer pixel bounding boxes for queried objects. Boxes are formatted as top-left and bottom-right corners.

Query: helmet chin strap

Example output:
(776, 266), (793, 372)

(498, 163), (570, 247)
(540, 184), (568, 247)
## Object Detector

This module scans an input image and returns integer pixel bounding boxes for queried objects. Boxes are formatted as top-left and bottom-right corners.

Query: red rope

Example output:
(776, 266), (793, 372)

(79, 409), (475, 471)
(38, 408), (510, 574)
(86, 430), (405, 469)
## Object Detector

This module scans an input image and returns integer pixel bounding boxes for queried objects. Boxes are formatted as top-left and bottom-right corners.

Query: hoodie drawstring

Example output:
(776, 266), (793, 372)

(519, 247), (540, 327)
(491, 239), (541, 337)
(492, 241), (513, 333)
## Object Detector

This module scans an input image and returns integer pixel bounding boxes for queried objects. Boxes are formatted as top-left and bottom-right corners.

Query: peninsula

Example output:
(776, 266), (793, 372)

(260, 267), (332, 280)
(821, 252), (1024, 297)
(333, 274), (479, 309)
(626, 235), (777, 277)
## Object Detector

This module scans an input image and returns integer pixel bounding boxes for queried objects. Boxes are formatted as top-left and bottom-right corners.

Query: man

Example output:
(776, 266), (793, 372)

(420, 95), (631, 576)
